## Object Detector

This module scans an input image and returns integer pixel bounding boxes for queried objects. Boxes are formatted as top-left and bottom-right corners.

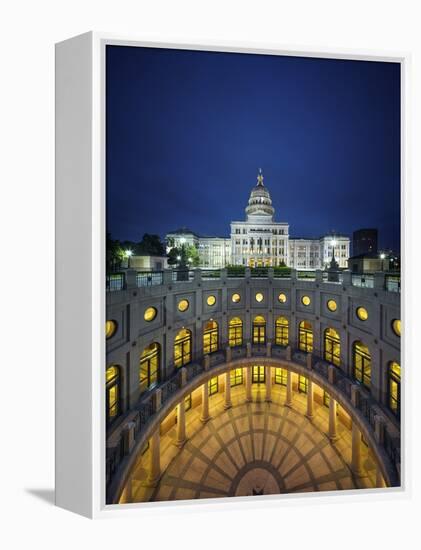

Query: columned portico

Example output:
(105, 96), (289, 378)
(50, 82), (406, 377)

(351, 421), (363, 476)
(328, 397), (338, 442)
(306, 379), (314, 419)
(144, 429), (161, 487)
(285, 369), (293, 407)
(265, 366), (272, 402)
(176, 400), (186, 447)
(224, 371), (232, 409)
(200, 381), (210, 423)
(245, 366), (252, 402)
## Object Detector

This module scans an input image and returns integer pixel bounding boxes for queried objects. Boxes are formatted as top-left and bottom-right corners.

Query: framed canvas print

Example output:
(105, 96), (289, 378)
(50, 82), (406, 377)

(55, 33), (406, 518)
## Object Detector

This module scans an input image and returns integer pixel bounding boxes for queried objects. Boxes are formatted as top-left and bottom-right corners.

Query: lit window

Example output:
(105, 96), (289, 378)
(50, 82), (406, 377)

(327, 299), (337, 312)
(139, 343), (160, 394)
(209, 376), (219, 396)
(232, 293), (241, 303)
(252, 316), (266, 344)
(106, 320), (117, 339)
(275, 316), (289, 346)
(178, 299), (189, 312)
(299, 320), (313, 352)
(203, 320), (218, 354)
(255, 292), (264, 302)
(229, 317), (243, 347)
(392, 319), (401, 337)
(144, 307), (157, 322)
(206, 295), (216, 306)
(324, 327), (340, 366)
(278, 293), (287, 303)
(174, 328), (192, 368)
(106, 365), (120, 425)
(252, 365), (265, 383)
(298, 375), (308, 393)
(301, 295), (311, 306)
(353, 341), (371, 390)
(356, 307), (368, 321)
(388, 361), (400, 417)
(274, 367), (287, 385)
(230, 368), (243, 387)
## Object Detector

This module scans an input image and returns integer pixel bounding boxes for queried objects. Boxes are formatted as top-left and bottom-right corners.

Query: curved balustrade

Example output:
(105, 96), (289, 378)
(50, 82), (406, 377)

(106, 267), (400, 292)
(106, 343), (401, 504)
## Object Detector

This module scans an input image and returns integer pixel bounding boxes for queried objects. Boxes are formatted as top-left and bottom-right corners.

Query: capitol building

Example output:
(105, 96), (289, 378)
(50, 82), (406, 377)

(166, 170), (350, 269)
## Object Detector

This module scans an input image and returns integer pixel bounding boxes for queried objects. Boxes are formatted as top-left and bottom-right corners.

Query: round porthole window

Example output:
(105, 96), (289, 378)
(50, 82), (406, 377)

(302, 295), (311, 306)
(106, 320), (117, 339)
(255, 292), (264, 303)
(206, 295), (216, 306)
(232, 293), (241, 303)
(356, 307), (368, 321)
(144, 307), (157, 322)
(178, 299), (189, 312)
(392, 319), (401, 337)
(327, 299), (337, 312)
(278, 293), (287, 303)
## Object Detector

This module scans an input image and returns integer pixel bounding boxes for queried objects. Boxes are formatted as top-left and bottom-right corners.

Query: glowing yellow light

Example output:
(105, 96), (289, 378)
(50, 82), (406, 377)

(144, 307), (157, 322)
(178, 299), (189, 312)
(106, 320), (117, 339)
(255, 292), (264, 302)
(302, 295), (311, 306)
(392, 319), (401, 337)
(206, 295), (216, 306)
(278, 292), (287, 303)
(232, 293), (241, 303)
(327, 299), (337, 312)
(356, 307), (368, 321)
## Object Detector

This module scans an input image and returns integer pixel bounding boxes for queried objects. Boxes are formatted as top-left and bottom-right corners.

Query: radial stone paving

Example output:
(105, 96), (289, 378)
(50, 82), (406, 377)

(129, 385), (376, 503)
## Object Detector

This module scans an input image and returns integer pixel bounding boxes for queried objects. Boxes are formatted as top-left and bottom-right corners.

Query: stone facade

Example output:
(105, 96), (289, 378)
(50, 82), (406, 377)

(166, 171), (350, 269)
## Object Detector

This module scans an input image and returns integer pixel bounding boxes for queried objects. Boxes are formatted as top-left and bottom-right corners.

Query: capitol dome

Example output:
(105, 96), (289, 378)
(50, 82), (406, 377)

(245, 169), (275, 221)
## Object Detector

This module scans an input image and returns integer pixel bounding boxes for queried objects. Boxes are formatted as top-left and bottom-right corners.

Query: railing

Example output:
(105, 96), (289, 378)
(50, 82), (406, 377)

(106, 268), (400, 293)
(385, 275), (400, 293)
(136, 271), (163, 287)
(351, 273), (374, 288)
(106, 344), (401, 492)
(250, 267), (269, 278)
(201, 269), (221, 280)
(297, 270), (316, 281)
(171, 269), (195, 282)
(106, 272), (125, 291)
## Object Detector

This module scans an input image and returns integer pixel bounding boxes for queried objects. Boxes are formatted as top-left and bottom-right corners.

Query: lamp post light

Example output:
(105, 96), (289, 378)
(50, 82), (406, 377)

(380, 253), (386, 272)
(327, 237), (339, 282)
(125, 249), (133, 269)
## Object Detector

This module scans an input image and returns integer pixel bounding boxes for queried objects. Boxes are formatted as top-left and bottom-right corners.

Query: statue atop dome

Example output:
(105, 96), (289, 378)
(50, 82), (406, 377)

(245, 169), (275, 221)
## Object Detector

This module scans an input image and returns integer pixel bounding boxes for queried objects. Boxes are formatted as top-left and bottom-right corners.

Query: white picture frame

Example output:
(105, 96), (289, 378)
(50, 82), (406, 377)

(55, 32), (408, 518)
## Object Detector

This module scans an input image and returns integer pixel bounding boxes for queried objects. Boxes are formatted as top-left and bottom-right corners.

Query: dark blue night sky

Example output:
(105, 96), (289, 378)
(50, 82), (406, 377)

(106, 46), (400, 252)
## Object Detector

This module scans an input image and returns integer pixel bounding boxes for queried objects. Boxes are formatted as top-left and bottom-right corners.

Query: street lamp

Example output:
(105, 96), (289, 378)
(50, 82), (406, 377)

(380, 253), (386, 272)
(125, 249), (133, 269)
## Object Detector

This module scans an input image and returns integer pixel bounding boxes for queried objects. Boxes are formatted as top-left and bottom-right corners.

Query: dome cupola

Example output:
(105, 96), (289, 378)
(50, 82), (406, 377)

(245, 169), (275, 221)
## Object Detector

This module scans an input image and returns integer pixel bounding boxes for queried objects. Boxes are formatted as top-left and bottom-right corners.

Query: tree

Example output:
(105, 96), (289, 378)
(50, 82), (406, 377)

(135, 233), (165, 256)
(106, 233), (125, 272)
(167, 244), (200, 268)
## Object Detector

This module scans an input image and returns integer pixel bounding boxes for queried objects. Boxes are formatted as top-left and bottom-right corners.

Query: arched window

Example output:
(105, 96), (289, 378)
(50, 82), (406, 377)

(324, 327), (340, 366)
(174, 328), (192, 368)
(106, 365), (121, 426)
(388, 361), (401, 417)
(139, 343), (160, 394)
(252, 315), (266, 344)
(203, 320), (219, 354)
(229, 317), (243, 347)
(275, 316), (289, 346)
(353, 341), (371, 390)
(299, 321), (313, 353)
